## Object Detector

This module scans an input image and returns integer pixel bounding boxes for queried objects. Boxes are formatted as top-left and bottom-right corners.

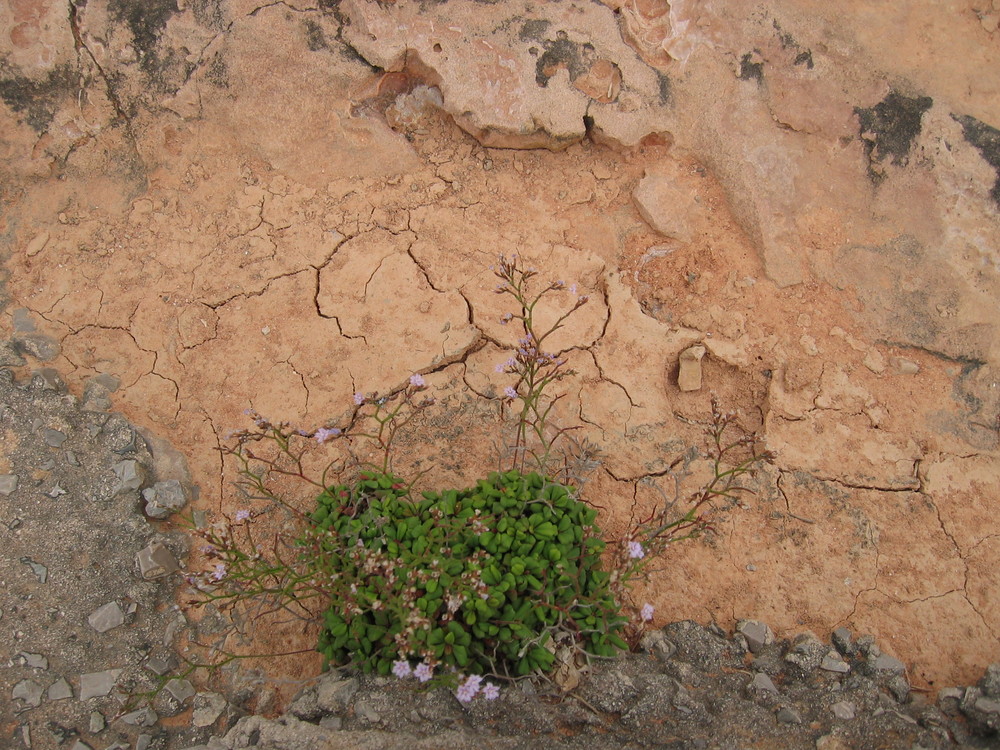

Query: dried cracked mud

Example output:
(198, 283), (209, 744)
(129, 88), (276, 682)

(2, 0), (1000, 736)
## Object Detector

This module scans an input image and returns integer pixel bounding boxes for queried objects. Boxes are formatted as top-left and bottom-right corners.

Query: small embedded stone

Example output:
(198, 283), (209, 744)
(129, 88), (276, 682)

(776, 706), (802, 724)
(20, 557), (48, 583)
(112, 460), (146, 494)
(164, 678), (196, 704)
(136, 543), (180, 579)
(79, 669), (122, 699)
(120, 707), (158, 727)
(24, 231), (50, 257)
(737, 620), (774, 653)
(142, 479), (190, 519)
(975, 697), (1000, 714)
(89, 711), (106, 733)
(831, 700), (856, 720)
(749, 672), (779, 695)
(191, 691), (227, 727)
(871, 653), (906, 674)
(88, 601), (125, 633)
(820, 652), (851, 674)
(47, 677), (73, 701)
(889, 356), (919, 375)
(144, 655), (176, 676)
(677, 344), (707, 392)
(42, 428), (67, 447)
(12, 679), (43, 707)
(20, 651), (48, 669)
(0, 474), (19, 495)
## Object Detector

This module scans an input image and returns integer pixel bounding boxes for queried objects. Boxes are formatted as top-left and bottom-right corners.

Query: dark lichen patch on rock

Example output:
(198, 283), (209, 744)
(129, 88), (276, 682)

(738, 51), (764, 82)
(954, 113), (1000, 205)
(109, 0), (181, 75)
(189, 0), (228, 32)
(519, 18), (551, 42)
(303, 19), (329, 51)
(655, 70), (671, 104)
(535, 32), (588, 87)
(855, 91), (933, 184)
(0, 63), (78, 133)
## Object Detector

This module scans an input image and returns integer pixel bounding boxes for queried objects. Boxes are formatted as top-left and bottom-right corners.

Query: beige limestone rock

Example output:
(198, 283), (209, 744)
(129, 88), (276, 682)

(633, 172), (700, 242)
(341, 0), (671, 149)
(678, 345), (707, 391)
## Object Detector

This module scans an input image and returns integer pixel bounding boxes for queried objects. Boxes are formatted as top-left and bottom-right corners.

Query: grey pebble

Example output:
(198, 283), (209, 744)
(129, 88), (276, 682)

(79, 668), (122, 700)
(980, 663), (1000, 698)
(136, 542), (180, 579)
(65, 450), (80, 466)
(42, 428), (67, 447)
(749, 672), (779, 695)
(831, 700), (856, 720)
(120, 707), (158, 727)
(737, 619), (774, 653)
(47, 677), (73, 701)
(0, 474), (19, 495)
(144, 655), (176, 676)
(776, 706), (803, 724)
(12, 678), (44, 707)
(70, 740), (93, 750)
(165, 678), (196, 704)
(88, 601), (125, 633)
(112, 459), (146, 494)
(47, 483), (67, 498)
(142, 479), (190, 518)
(136, 734), (153, 750)
(355, 698), (381, 724)
(20, 651), (48, 669)
(20, 557), (48, 583)
(191, 691), (227, 727)
(89, 711), (106, 733)
(975, 696), (1000, 714)
(820, 652), (851, 674)
(870, 653), (906, 674)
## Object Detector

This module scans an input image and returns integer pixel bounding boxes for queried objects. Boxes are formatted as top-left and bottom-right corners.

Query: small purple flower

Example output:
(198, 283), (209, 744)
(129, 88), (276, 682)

(413, 662), (434, 683)
(495, 362), (506, 373)
(315, 427), (341, 444)
(503, 386), (518, 400)
(499, 313), (513, 325)
(353, 392), (365, 406)
(392, 660), (412, 679)
(455, 675), (481, 703)
(410, 374), (425, 388)
(210, 563), (227, 581)
(234, 509), (251, 523)
(481, 682), (500, 701)
(570, 283), (578, 295)
(627, 540), (645, 560)
(640, 603), (654, 622)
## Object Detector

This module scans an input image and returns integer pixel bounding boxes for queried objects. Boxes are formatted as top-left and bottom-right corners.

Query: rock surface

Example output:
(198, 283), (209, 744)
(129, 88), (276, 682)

(0, 0), (998, 733)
